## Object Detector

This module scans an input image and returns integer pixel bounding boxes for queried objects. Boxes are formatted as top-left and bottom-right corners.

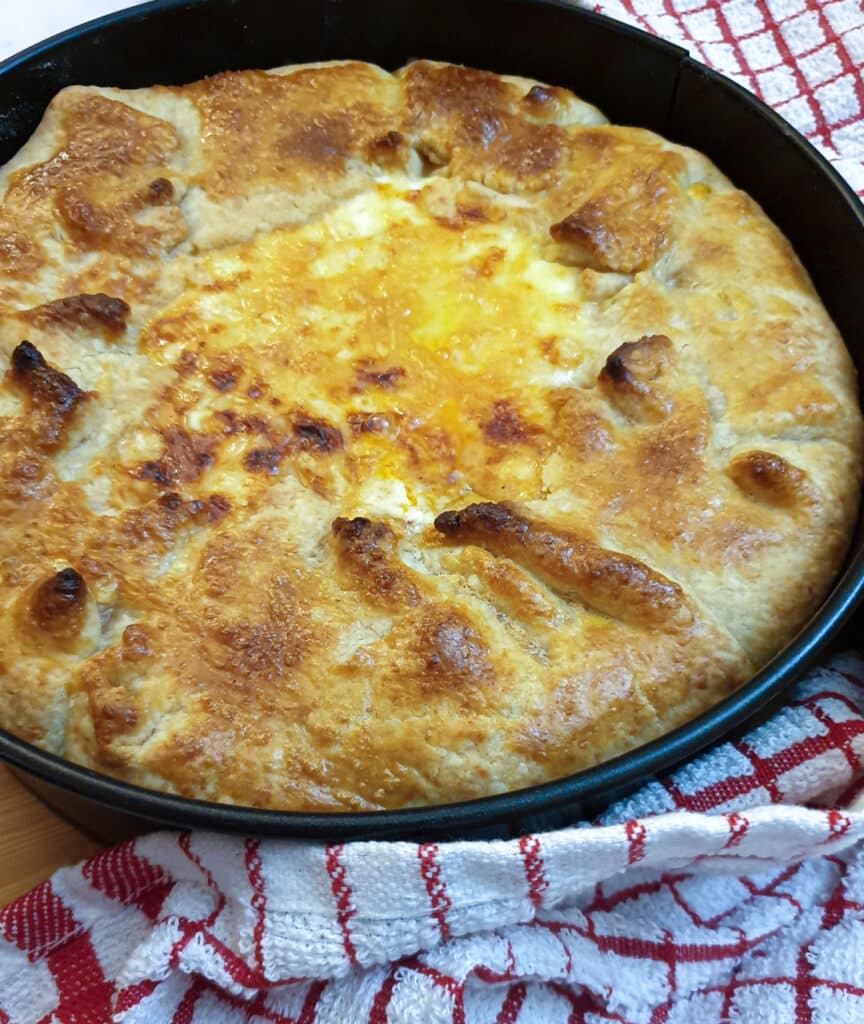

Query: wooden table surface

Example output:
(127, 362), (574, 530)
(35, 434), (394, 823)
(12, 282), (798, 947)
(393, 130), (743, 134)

(0, 765), (104, 904)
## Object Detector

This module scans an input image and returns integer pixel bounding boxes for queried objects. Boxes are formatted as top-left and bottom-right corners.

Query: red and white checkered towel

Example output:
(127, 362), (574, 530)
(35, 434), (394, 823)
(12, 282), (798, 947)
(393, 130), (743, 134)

(600, 0), (864, 196)
(2, 3), (864, 1022)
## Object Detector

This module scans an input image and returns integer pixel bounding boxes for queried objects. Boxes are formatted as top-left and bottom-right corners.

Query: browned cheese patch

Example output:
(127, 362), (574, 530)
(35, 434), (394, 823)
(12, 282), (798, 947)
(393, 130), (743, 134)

(133, 426), (216, 488)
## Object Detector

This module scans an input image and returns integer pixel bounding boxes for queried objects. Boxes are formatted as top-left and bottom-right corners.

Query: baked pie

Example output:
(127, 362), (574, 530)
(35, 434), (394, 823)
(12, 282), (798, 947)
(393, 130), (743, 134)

(0, 60), (860, 809)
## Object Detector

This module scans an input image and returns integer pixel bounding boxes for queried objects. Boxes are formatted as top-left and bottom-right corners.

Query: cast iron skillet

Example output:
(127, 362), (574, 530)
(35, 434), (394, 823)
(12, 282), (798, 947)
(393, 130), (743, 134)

(0, 0), (862, 841)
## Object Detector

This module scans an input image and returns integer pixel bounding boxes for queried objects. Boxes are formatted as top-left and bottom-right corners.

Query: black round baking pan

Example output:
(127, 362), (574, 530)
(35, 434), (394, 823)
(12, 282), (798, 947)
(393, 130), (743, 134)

(1, 0), (862, 842)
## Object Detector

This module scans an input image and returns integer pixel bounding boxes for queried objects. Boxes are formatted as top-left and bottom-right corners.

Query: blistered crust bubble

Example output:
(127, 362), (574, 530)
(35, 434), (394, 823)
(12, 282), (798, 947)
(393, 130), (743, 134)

(0, 60), (859, 810)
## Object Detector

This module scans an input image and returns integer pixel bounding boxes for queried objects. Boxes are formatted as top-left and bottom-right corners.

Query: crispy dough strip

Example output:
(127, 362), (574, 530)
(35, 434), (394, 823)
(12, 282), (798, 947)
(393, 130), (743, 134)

(434, 502), (691, 628)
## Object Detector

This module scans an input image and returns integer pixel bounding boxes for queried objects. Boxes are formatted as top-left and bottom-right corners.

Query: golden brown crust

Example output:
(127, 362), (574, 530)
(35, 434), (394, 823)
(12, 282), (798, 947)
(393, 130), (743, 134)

(332, 516), (423, 608)
(5, 92), (182, 259)
(8, 340), (88, 451)
(597, 334), (673, 422)
(26, 568), (88, 639)
(548, 161), (680, 273)
(187, 64), (404, 198)
(0, 59), (859, 811)
(727, 450), (811, 508)
(20, 293), (131, 338)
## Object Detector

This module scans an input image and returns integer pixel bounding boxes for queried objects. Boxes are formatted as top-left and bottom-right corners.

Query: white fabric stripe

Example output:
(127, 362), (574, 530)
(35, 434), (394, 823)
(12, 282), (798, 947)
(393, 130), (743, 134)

(0, 942), (57, 1024)
(384, 967), (457, 1024)
(190, 987), (244, 1024)
(113, 972), (193, 1024)
(312, 967), (388, 1024)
